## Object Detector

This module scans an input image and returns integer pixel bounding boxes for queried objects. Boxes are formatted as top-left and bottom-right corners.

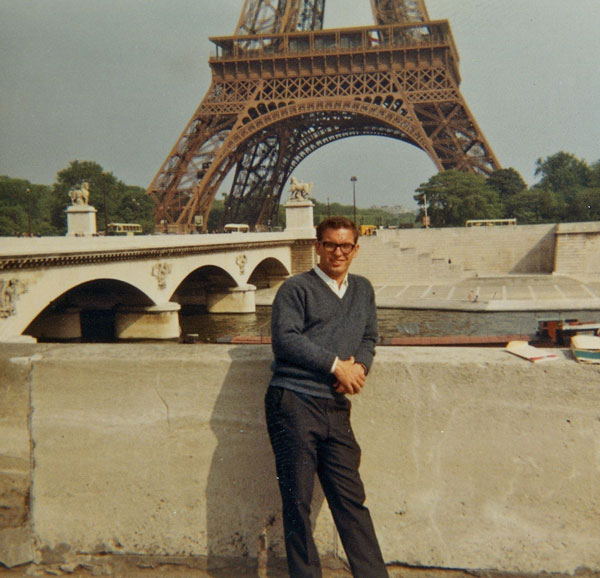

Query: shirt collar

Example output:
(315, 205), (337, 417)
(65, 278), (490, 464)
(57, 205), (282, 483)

(313, 265), (349, 296)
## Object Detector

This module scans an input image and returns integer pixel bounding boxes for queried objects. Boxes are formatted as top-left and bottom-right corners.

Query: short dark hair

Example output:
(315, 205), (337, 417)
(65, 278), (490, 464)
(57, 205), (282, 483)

(316, 216), (359, 243)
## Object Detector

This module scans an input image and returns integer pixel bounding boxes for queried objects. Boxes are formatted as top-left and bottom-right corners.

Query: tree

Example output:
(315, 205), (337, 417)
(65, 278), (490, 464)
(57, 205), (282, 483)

(509, 187), (567, 224)
(0, 176), (55, 236)
(414, 170), (502, 227)
(52, 161), (119, 232)
(487, 168), (528, 199)
(486, 168), (529, 219)
(51, 160), (155, 233)
(534, 152), (591, 193)
(566, 187), (600, 222)
(112, 185), (156, 233)
(590, 160), (600, 188)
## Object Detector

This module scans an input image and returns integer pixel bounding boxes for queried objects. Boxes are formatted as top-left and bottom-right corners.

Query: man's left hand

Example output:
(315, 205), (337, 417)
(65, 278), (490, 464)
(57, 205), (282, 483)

(334, 358), (367, 395)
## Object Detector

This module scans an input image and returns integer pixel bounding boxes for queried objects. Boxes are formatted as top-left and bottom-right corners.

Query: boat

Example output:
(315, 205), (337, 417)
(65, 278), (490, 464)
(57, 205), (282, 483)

(537, 319), (600, 345)
(570, 334), (600, 364)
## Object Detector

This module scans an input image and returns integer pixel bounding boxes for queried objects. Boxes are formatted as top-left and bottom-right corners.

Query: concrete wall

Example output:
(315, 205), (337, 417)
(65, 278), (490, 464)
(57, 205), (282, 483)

(1, 343), (599, 574)
(354, 224), (559, 283)
(554, 222), (600, 278)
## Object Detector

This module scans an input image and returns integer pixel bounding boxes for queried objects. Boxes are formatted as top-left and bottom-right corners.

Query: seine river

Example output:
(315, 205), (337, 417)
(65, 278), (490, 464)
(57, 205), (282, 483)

(178, 307), (594, 343)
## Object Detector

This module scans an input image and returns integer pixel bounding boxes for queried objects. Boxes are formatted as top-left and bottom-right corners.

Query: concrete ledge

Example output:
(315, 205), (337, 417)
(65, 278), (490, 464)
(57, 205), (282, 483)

(1, 344), (599, 575)
(379, 297), (600, 311)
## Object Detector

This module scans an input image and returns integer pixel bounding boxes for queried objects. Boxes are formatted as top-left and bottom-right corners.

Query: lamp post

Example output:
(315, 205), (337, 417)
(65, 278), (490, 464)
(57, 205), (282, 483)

(350, 176), (357, 224)
(25, 188), (32, 236)
(102, 187), (108, 235)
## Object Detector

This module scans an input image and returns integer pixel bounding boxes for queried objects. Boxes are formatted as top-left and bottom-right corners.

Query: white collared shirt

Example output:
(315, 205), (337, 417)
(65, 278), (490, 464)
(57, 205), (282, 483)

(313, 265), (349, 298)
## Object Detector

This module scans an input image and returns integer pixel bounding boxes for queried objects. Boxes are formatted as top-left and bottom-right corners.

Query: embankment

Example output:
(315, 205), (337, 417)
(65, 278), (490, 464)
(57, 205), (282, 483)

(1, 343), (599, 575)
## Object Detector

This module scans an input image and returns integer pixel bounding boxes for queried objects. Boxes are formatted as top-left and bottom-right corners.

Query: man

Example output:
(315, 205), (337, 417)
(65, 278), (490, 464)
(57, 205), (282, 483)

(265, 216), (388, 578)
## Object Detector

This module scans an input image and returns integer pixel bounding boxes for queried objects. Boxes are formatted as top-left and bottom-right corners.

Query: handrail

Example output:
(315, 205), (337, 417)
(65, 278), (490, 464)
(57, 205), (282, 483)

(209, 20), (458, 64)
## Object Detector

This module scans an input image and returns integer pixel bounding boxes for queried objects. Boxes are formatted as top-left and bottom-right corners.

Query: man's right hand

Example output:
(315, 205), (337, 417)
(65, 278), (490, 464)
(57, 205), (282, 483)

(333, 356), (366, 395)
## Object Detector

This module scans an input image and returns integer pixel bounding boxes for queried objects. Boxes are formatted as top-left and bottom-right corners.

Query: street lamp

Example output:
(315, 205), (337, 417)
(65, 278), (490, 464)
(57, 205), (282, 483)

(102, 187), (108, 234)
(350, 176), (357, 224)
(25, 188), (32, 236)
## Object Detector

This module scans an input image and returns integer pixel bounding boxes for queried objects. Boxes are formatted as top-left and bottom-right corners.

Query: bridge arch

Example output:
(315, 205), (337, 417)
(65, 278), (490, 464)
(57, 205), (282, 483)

(171, 264), (238, 308)
(248, 257), (290, 290)
(25, 278), (156, 341)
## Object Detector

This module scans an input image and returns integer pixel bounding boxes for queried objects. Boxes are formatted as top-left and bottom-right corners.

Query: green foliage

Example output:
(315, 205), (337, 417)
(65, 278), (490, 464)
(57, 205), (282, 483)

(527, 152), (598, 223)
(1, 162), (157, 236)
(487, 168), (527, 200)
(0, 176), (55, 236)
(3, 151), (599, 236)
(52, 160), (155, 233)
(590, 161), (600, 188)
(534, 152), (591, 193)
(414, 170), (502, 227)
(207, 198), (225, 231)
(311, 199), (414, 229)
(411, 153), (599, 226)
(567, 187), (600, 222)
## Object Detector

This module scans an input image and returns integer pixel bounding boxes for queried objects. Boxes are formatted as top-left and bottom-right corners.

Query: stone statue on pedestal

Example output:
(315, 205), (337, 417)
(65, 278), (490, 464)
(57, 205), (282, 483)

(65, 182), (97, 236)
(288, 177), (313, 202)
(68, 182), (90, 205)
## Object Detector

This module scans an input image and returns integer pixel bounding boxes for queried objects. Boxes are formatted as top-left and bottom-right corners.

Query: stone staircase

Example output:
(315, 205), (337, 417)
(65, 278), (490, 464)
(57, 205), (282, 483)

(353, 235), (466, 284)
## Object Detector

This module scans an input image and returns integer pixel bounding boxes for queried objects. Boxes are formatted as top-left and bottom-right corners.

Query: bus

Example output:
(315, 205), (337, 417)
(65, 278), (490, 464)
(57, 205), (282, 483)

(465, 218), (517, 228)
(224, 223), (250, 233)
(106, 223), (143, 236)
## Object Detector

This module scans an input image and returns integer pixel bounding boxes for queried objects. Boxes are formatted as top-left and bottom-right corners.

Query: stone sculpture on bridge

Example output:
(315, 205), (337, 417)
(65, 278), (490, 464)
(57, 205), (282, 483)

(288, 177), (313, 202)
(0, 279), (28, 318)
(68, 182), (90, 206)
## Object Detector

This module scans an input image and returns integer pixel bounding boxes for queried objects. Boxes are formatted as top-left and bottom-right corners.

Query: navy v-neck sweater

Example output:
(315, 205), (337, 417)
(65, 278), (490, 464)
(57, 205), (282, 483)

(269, 269), (378, 399)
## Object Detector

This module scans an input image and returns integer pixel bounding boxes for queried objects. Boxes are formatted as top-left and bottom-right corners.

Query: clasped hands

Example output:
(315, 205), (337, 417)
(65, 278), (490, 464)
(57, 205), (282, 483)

(333, 356), (367, 395)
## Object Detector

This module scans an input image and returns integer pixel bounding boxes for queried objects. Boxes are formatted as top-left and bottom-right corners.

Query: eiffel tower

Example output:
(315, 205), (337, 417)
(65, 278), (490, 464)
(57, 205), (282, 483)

(147, 0), (500, 233)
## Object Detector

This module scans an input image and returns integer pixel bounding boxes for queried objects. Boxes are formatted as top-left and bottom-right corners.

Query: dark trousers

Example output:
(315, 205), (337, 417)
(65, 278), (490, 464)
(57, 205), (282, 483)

(265, 386), (388, 578)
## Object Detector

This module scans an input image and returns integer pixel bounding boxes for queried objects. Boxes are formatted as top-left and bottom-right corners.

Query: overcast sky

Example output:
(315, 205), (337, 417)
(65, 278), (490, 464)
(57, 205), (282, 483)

(2, 0), (599, 209)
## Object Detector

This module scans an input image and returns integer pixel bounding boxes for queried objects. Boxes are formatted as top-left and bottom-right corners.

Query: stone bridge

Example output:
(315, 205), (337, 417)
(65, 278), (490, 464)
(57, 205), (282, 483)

(0, 225), (316, 342)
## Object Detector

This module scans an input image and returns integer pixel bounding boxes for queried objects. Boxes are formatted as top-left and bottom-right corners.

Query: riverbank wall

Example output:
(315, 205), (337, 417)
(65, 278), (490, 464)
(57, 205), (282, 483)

(353, 222), (600, 283)
(1, 343), (599, 575)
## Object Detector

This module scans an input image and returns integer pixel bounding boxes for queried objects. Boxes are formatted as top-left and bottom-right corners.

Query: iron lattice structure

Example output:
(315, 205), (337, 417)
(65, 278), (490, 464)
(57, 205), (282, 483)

(147, 0), (500, 232)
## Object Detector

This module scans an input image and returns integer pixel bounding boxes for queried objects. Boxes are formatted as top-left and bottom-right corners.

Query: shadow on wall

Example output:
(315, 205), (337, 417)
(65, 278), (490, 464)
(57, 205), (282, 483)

(510, 226), (557, 274)
(205, 347), (328, 576)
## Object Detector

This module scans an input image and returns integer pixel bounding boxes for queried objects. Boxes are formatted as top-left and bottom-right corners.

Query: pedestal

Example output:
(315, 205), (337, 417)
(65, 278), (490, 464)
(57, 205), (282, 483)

(284, 200), (316, 238)
(115, 303), (181, 340)
(65, 205), (97, 237)
(207, 284), (256, 314)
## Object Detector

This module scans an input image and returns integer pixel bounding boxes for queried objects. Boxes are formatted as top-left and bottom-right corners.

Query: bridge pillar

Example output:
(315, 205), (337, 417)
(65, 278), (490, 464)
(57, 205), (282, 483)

(28, 307), (82, 341)
(206, 284), (256, 314)
(114, 303), (181, 341)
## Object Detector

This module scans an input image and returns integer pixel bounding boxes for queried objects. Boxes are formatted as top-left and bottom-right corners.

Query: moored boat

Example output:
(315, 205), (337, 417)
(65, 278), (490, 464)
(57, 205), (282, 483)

(571, 334), (600, 364)
(537, 318), (600, 345)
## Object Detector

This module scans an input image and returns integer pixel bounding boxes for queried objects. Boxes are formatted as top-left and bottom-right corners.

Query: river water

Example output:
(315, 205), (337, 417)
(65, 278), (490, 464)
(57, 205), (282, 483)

(179, 307), (594, 343)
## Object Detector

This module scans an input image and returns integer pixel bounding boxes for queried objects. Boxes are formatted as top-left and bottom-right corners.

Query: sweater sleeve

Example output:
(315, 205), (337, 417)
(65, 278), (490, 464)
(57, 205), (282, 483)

(271, 278), (338, 375)
(353, 279), (378, 372)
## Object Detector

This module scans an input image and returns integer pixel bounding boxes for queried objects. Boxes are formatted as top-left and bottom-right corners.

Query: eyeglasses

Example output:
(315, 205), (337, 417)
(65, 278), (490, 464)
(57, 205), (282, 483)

(319, 241), (356, 255)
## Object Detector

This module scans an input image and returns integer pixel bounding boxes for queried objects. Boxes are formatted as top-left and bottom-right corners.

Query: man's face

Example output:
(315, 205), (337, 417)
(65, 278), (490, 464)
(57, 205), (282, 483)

(315, 227), (359, 283)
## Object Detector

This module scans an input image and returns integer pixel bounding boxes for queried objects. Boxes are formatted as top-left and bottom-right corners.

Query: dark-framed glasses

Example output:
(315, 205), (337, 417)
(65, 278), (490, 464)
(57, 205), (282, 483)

(319, 241), (356, 255)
